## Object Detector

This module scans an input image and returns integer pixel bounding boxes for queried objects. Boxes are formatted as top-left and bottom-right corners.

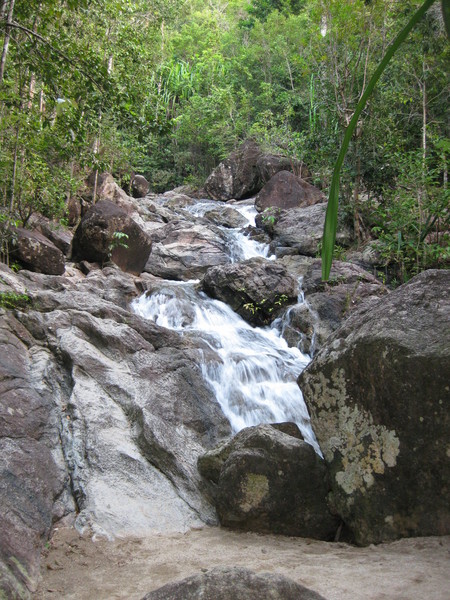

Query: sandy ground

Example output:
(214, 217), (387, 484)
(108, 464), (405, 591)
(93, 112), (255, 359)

(32, 526), (450, 600)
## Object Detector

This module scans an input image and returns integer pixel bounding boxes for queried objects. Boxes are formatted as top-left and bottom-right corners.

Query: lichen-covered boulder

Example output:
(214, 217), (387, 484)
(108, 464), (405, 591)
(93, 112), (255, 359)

(198, 424), (339, 539)
(142, 567), (326, 600)
(298, 269), (450, 545)
(202, 257), (298, 326)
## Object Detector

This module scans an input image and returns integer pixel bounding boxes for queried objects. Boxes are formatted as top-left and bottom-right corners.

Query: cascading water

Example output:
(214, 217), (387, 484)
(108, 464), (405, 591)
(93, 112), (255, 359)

(132, 199), (321, 455)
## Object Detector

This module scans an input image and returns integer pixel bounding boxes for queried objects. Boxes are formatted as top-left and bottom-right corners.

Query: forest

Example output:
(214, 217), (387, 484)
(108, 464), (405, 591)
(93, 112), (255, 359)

(0, 0), (448, 282)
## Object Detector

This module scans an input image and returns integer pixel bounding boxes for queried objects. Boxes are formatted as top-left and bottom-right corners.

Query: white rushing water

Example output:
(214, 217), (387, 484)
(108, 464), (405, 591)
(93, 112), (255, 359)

(132, 198), (321, 454)
(132, 285), (320, 453)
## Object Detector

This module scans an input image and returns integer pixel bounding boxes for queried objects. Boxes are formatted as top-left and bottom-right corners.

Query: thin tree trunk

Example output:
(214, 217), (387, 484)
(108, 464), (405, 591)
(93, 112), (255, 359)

(0, 0), (15, 84)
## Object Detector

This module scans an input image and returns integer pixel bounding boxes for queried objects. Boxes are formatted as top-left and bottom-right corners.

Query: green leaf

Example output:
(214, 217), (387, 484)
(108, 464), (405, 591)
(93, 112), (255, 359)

(321, 0), (438, 281)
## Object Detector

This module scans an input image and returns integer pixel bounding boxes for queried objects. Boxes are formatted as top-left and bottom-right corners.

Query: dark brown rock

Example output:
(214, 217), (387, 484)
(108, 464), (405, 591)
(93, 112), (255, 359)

(202, 257), (298, 326)
(131, 174), (150, 198)
(204, 141), (311, 202)
(67, 196), (82, 226)
(141, 567), (327, 600)
(256, 154), (309, 184)
(72, 199), (152, 275)
(255, 171), (325, 213)
(198, 425), (338, 539)
(31, 215), (73, 256)
(204, 140), (261, 201)
(298, 269), (450, 545)
(0, 310), (67, 597)
(12, 228), (65, 275)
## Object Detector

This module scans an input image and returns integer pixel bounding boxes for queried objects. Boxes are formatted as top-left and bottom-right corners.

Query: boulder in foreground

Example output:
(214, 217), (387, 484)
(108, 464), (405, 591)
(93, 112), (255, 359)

(141, 566), (327, 600)
(298, 269), (450, 545)
(198, 424), (339, 540)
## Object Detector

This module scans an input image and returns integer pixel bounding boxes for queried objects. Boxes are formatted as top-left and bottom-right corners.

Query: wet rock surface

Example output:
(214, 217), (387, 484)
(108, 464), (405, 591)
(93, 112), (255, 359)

(202, 257), (298, 326)
(298, 269), (450, 545)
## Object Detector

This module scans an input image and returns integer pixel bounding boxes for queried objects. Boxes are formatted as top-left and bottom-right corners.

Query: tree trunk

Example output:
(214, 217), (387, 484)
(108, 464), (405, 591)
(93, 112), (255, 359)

(0, 0), (15, 84)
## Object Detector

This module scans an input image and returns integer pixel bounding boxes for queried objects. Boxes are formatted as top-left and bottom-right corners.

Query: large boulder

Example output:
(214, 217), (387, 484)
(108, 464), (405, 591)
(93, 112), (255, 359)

(198, 424), (338, 539)
(131, 174), (150, 198)
(144, 221), (231, 280)
(31, 215), (73, 256)
(204, 140), (262, 201)
(255, 171), (325, 213)
(263, 203), (352, 257)
(202, 257), (298, 326)
(298, 269), (450, 545)
(204, 141), (309, 202)
(142, 567), (326, 600)
(72, 199), (152, 275)
(11, 227), (65, 275)
(256, 154), (309, 184)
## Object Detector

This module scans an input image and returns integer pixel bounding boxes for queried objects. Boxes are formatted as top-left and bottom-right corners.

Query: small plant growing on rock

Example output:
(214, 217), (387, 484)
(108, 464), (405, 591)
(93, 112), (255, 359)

(107, 231), (129, 259)
(0, 291), (31, 309)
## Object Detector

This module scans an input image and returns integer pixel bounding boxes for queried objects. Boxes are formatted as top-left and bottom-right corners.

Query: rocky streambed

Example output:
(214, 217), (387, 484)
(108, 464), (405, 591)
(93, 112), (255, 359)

(1, 152), (449, 599)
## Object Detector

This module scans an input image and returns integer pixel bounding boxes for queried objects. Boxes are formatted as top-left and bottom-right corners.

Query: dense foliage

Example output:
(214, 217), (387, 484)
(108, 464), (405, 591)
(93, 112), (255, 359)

(0, 0), (448, 280)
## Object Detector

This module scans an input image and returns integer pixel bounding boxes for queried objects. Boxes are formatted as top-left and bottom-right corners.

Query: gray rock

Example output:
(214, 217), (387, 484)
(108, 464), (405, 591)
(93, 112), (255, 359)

(202, 257), (298, 326)
(255, 171), (325, 213)
(298, 269), (450, 545)
(203, 205), (248, 229)
(12, 227), (65, 275)
(0, 309), (69, 598)
(198, 425), (339, 539)
(280, 261), (387, 354)
(266, 204), (352, 257)
(141, 566), (327, 600)
(72, 199), (152, 275)
(0, 264), (232, 594)
(144, 221), (231, 280)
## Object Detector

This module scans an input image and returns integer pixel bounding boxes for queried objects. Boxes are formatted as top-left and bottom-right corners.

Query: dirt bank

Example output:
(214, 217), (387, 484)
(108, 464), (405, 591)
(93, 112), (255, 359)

(33, 527), (449, 600)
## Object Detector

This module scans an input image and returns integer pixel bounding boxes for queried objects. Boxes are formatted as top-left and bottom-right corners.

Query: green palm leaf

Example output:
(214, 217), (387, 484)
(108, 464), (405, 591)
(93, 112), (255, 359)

(321, 0), (438, 281)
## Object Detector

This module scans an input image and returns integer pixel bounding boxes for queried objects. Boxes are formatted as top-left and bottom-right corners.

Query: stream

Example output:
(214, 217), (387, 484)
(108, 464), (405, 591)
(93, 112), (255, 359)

(132, 199), (321, 454)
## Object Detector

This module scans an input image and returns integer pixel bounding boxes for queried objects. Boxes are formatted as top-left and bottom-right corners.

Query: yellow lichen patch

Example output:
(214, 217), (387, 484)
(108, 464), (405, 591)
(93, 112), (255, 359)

(307, 367), (400, 497)
(240, 473), (269, 513)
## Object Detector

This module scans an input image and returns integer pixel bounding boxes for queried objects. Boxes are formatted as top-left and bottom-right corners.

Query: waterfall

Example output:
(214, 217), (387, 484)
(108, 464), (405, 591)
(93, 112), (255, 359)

(132, 199), (321, 455)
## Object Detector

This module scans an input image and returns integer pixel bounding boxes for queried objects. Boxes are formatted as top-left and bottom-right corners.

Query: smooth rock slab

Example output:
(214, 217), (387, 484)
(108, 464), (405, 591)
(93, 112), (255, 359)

(141, 566), (327, 600)
(298, 269), (450, 545)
